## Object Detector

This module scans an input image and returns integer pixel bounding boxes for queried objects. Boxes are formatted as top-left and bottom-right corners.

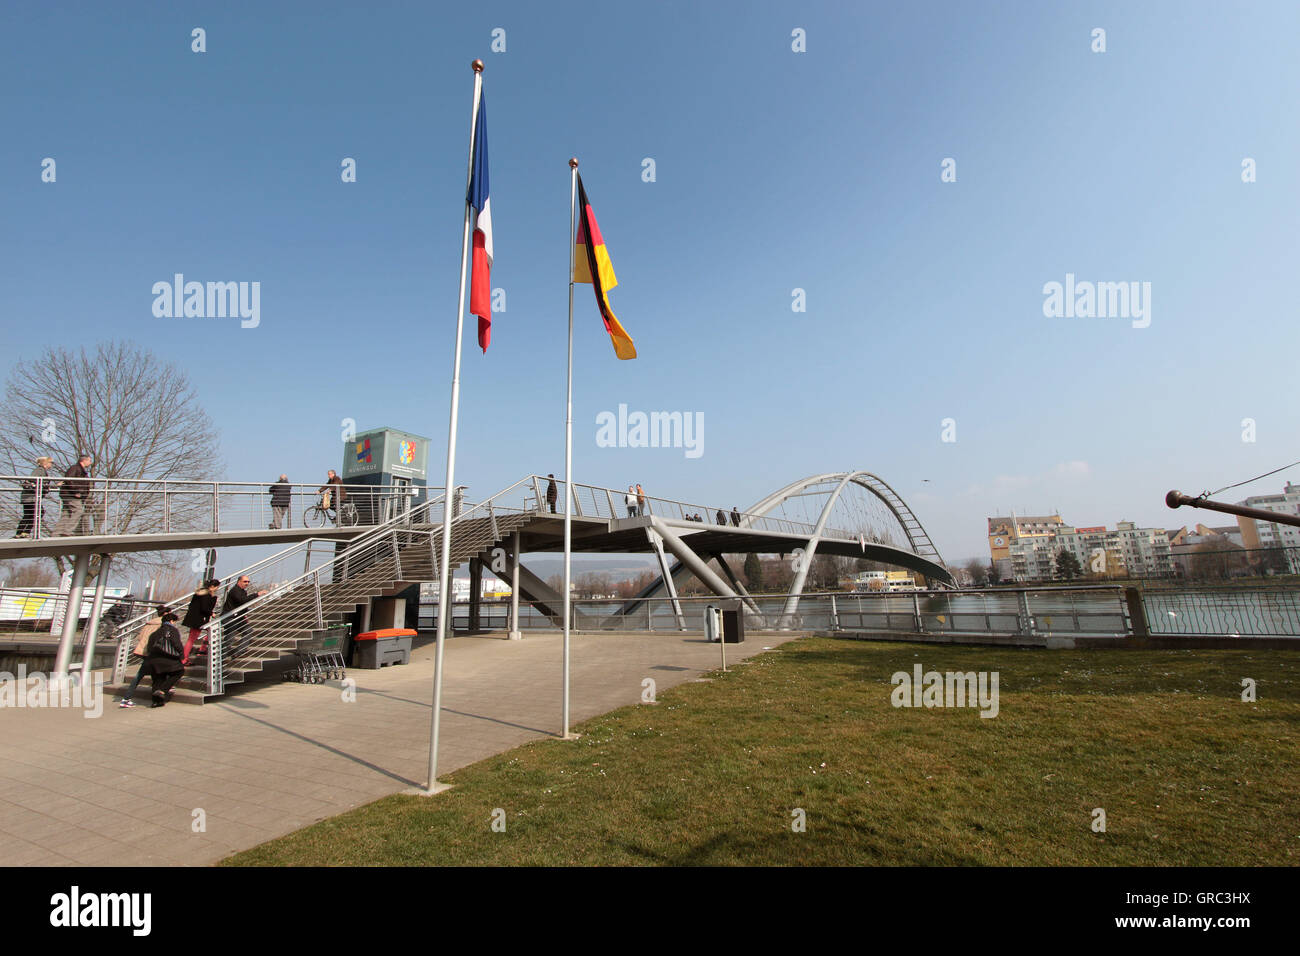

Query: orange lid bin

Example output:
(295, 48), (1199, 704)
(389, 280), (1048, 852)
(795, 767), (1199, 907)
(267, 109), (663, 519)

(355, 628), (418, 641)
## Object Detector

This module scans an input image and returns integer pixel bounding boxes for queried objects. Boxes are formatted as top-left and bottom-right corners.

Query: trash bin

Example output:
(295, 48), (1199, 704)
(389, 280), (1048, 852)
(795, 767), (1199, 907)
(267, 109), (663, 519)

(354, 627), (415, 668)
(704, 605), (723, 642)
(720, 599), (745, 644)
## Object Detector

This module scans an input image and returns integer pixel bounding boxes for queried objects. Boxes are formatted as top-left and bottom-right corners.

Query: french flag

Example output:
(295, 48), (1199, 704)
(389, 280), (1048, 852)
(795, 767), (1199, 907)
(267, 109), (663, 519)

(468, 93), (493, 352)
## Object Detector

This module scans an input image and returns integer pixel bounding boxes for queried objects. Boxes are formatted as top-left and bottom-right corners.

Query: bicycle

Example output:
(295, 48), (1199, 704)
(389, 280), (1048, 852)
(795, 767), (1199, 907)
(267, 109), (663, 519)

(303, 494), (358, 528)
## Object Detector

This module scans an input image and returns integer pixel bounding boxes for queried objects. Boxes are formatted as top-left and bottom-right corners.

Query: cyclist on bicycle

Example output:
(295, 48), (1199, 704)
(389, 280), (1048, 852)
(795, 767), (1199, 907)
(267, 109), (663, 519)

(319, 470), (345, 524)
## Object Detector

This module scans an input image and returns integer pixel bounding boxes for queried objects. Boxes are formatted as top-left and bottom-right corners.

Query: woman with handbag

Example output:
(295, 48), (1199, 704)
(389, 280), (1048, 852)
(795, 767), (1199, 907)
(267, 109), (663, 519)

(142, 610), (186, 708)
(118, 606), (167, 708)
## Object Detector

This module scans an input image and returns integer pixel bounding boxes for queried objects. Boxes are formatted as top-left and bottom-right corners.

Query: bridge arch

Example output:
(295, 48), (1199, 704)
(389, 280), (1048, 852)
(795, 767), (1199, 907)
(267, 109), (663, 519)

(625, 471), (952, 624)
(742, 471), (944, 567)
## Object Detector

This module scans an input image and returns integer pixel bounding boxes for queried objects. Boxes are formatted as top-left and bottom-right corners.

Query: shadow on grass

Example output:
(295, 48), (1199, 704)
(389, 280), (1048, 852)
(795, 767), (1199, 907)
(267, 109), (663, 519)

(608, 817), (984, 866)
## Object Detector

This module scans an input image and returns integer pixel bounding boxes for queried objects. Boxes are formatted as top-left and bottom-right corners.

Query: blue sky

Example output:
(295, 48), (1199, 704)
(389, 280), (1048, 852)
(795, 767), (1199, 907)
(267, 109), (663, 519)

(2, 0), (1298, 572)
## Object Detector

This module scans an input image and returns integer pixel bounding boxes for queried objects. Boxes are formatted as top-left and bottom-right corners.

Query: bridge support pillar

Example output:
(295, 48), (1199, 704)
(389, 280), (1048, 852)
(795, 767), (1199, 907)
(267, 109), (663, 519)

(779, 538), (820, 630)
(79, 554), (114, 678)
(646, 526), (687, 630)
(711, 554), (762, 615)
(508, 530), (522, 639)
(52, 552), (91, 681)
(653, 521), (742, 624)
(468, 557), (482, 632)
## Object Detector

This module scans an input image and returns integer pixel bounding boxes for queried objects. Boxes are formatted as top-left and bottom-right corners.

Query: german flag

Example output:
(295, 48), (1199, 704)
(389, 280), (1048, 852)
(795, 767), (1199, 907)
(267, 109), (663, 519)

(574, 175), (636, 360)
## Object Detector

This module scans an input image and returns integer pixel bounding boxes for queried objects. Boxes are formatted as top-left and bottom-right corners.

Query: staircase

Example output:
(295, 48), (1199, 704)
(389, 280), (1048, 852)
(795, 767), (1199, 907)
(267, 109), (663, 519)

(110, 510), (533, 703)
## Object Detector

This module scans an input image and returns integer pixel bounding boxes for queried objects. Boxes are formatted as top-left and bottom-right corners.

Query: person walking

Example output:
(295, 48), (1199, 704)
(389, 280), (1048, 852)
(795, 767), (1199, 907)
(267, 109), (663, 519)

(545, 474), (558, 514)
(119, 606), (166, 707)
(268, 474), (291, 529)
(731, 507), (741, 527)
(14, 455), (53, 538)
(221, 574), (266, 657)
(179, 579), (220, 665)
(142, 610), (186, 708)
(636, 483), (646, 517)
(319, 470), (345, 524)
(625, 486), (638, 518)
(716, 508), (727, 525)
(52, 453), (93, 537)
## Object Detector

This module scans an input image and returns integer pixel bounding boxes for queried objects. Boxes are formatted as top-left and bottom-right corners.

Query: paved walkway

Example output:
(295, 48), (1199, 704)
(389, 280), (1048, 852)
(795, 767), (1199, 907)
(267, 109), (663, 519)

(0, 630), (800, 866)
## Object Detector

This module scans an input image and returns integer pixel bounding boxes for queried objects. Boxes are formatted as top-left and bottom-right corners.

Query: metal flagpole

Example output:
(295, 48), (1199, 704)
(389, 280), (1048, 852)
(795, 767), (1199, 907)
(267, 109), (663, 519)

(563, 158), (578, 738)
(425, 58), (484, 794)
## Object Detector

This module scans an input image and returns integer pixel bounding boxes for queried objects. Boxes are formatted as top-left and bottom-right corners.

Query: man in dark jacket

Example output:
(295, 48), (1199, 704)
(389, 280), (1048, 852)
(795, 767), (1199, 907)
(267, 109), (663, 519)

(269, 474), (292, 529)
(221, 574), (266, 656)
(731, 507), (741, 527)
(545, 474), (558, 514)
(52, 453), (93, 536)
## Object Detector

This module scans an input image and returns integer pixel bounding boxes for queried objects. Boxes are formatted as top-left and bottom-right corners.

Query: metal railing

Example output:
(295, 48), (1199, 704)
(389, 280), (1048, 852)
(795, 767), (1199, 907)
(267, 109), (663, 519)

(109, 491), (450, 690)
(180, 476), (577, 695)
(3, 470), (886, 547)
(0, 584), (133, 644)
(1142, 586), (1300, 638)
(472, 474), (866, 543)
(828, 587), (1132, 637)
(187, 482), (552, 695)
(412, 587), (1137, 637)
(0, 475), (441, 541)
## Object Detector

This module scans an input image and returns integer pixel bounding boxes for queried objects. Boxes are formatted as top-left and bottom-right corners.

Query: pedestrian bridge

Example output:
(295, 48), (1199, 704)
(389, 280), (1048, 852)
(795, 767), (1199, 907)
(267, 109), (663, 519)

(1, 471), (951, 699)
(0, 471), (948, 577)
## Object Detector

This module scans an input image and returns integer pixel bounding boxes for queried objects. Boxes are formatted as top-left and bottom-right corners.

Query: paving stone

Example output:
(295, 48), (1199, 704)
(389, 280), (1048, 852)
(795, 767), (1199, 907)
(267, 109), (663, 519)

(0, 630), (799, 864)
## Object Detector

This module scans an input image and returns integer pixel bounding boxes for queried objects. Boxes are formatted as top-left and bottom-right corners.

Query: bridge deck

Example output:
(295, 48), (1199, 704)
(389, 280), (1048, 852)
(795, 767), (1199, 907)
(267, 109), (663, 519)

(0, 513), (940, 581)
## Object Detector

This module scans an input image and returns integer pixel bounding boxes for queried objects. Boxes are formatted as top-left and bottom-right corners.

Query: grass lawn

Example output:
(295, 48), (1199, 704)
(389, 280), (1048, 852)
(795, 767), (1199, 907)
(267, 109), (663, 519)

(223, 637), (1300, 866)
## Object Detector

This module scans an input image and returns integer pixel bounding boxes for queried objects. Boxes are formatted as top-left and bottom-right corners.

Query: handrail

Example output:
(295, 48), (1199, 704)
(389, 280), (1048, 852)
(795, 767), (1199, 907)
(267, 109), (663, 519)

(107, 491), (447, 685)
(0, 474), (444, 541)
(205, 491), (449, 623)
(193, 491), (451, 691)
(0, 474), (440, 491)
(454, 473), (855, 542)
(108, 536), (345, 650)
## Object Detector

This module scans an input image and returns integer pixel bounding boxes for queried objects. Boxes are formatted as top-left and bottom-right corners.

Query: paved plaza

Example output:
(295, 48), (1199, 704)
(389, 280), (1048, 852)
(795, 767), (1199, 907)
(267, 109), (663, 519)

(0, 630), (800, 866)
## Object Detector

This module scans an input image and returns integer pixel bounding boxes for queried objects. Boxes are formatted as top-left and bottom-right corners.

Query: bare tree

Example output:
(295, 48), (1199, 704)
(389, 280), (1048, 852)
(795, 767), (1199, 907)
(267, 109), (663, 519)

(615, 569), (658, 599)
(0, 341), (223, 581)
(963, 558), (989, 587)
(575, 571), (613, 598)
(0, 559), (60, 588)
(1189, 541), (1247, 581)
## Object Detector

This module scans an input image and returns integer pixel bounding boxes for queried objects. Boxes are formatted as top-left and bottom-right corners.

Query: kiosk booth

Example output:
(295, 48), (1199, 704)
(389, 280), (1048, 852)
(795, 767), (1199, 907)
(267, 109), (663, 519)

(341, 426), (431, 524)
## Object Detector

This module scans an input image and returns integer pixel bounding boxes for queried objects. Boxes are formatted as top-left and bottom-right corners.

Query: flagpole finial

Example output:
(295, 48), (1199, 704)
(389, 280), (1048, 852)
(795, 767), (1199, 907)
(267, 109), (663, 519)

(472, 59), (484, 72)
(569, 158), (579, 168)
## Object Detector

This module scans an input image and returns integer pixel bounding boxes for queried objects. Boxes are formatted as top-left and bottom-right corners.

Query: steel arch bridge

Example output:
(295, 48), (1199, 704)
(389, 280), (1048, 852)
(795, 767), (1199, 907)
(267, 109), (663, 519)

(615, 470), (953, 626)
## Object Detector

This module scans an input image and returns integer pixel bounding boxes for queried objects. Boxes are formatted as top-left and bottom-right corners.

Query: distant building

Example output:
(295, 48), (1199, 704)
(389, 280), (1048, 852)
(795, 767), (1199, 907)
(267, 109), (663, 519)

(1235, 482), (1300, 573)
(1168, 524), (1247, 577)
(988, 514), (1063, 581)
(1112, 520), (1174, 577)
(989, 513), (1172, 582)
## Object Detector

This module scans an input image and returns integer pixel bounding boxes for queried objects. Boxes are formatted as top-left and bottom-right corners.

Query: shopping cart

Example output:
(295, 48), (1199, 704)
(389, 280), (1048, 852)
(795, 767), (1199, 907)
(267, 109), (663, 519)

(283, 624), (348, 684)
